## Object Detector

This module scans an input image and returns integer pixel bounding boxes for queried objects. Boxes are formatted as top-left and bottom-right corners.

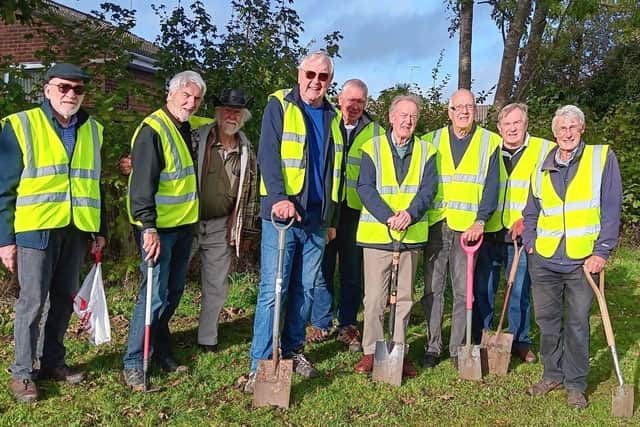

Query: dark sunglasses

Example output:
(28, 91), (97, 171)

(49, 83), (85, 95)
(304, 70), (330, 82)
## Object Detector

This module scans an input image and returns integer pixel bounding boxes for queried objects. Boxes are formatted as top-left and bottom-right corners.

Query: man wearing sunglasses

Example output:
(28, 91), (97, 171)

(244, 51), (344, 393)
(420, 89), (502, 370)
(0, 63), (105, 403)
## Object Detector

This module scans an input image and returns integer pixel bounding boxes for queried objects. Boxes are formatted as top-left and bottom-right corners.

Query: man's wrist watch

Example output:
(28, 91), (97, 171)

(475, 220), (485, 227)
(144, 227), (157, 235)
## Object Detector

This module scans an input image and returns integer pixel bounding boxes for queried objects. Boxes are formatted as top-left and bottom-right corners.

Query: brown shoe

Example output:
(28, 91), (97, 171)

(355, 354), (374, 374)
(38, 365), (84, 384)
(567, 389), (588, 409)
(337, 325), (362, 352)
(402, 359), (417, 378)
(527, 379), (563, 396)
(513, 347), (537, 363)
(306, 326), (331, 344)
(10, 378), (38, 403)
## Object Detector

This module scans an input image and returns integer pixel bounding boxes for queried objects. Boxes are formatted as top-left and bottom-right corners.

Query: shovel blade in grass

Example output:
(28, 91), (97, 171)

(611, 384), (634, 418)
(458, 344), (483, 381)
(253, 359), (293, 409)
(480, 328), (513, 376)
(372, 340), (404, 387)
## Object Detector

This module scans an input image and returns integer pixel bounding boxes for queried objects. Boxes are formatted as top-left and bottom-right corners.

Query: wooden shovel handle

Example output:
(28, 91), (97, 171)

(582, 266), (614, 347)
(496, 240), (523, 333)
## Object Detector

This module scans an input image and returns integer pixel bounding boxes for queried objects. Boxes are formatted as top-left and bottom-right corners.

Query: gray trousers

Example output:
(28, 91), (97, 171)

(422, 221), (474, 358)
(191, 217), (231, 346)
(362, 248), (419, 355)
(11, 226), (87, 380)
(528, 255), (594, 392)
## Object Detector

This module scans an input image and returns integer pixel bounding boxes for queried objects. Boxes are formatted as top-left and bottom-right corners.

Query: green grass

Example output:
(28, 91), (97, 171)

(0, 246), (639, 426)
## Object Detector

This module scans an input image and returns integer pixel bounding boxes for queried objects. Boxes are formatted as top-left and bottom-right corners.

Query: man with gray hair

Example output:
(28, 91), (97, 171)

(472, 103), (554, 364)
(191, 88), (257, 353)
(420, 88), (501, 370)
(354, 94), (438, 377)
(522, 105), (622, 409)
(123, 70), (205, 390)
(244, 51), (344, 393)
(308, 78), (377, 352)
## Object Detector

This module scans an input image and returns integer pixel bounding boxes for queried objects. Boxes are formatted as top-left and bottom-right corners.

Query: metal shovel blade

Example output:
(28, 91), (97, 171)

(458, 344), (483, 381)
(253, 359), (293, 409)
(480, 329), (514, 376)
(372, 340), (405, 387)
(612, 384), (634, 418)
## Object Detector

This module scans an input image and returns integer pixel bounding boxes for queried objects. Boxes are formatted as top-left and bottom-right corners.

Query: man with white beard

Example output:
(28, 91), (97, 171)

(190, 88), (257, 353)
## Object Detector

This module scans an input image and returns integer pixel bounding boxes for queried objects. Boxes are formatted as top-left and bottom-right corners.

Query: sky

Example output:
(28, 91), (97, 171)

(55, 0), (504, 101)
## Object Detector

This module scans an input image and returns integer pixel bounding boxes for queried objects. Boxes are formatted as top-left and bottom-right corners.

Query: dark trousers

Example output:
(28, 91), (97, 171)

(528, 255), (594, 392)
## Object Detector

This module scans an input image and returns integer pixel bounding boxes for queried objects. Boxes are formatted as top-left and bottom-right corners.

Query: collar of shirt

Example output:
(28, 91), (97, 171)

(502, 133), (529, 159)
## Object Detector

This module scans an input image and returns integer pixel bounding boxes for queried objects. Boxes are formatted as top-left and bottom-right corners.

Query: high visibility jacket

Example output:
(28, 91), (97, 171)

(485, 136), (554, 232)
(345, 121), (378, 210)
(356, 127), (435, 244)
(259, 89), (344, 202)
(3, 108), (102, 233)
(127, 109), (199, 228)
(188, 115), (215, 128)
(423, 126), (501, 231)
(532, 145), (607, 259)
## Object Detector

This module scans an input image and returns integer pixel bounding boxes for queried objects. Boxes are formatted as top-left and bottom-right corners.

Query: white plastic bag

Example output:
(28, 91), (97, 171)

(73, 252), (111, 345)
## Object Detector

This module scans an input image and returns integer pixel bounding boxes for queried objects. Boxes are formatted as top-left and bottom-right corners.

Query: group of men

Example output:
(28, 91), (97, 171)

(0, 52), (622, 411)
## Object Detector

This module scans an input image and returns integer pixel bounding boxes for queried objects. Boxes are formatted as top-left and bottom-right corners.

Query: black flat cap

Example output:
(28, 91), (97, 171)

(45, 63), (91, 82)
(213, 88), (251, 109)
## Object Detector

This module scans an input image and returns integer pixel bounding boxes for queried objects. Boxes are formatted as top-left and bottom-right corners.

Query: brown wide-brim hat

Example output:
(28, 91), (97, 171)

(213, 88), (251, 109)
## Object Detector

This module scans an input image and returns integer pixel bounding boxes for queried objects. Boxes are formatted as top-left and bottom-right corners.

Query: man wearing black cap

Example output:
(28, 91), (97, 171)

(190, 88), (257, 353)
(0, 63), (105, 403)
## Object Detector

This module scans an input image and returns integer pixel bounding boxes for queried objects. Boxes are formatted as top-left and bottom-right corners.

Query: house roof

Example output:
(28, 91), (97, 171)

(38, 0), (159, 58)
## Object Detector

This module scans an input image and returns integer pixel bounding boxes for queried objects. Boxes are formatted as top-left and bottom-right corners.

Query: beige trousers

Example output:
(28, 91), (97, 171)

(362, 247), (419, 355)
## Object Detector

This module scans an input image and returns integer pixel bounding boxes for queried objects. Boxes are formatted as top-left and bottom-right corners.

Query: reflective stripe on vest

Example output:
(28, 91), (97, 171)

(485, 136), (554, 232)
(5, 108), (102, 233)
(356, 130), (434, 245)
(259, 89), (344, 202)
(532, 145), (607, 259)
(127, 109), (199, 228)
(424, 126), (501, 231)
(345, 121), (378, 210)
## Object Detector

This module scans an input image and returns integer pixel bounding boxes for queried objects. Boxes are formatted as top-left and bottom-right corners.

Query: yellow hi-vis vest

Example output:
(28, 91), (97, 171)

(258, 89), (344, 202)
(356, 127), (435, 245)
(3, 108), (102, 233)
(485, 136), (555, 232)
(127, 109), (199, 228)
(532, 145), (607, 259)
(188, 115), (215, 129)
(423, 126), (501, 231)
(345, 121), (379, 210)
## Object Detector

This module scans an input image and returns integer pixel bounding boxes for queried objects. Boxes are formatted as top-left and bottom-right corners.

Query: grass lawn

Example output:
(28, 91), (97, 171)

(0, 245), (638, 426)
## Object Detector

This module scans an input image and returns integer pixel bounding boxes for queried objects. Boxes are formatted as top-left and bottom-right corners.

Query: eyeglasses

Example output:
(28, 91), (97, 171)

(450, 103), (474, 112)
(303, 70), (330, 82)
(556, 125), (582, 135)
(49, 83), (85, 95)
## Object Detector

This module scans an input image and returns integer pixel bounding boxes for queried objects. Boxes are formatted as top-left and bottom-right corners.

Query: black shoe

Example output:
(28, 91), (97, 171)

(123, 368), (145, 391)
(158, 357), (187, 373)
(38, 365), (84, 384)
(199, 344), (219, 353)
(421, 354), (440, 368)
(286, 351), (318, 378)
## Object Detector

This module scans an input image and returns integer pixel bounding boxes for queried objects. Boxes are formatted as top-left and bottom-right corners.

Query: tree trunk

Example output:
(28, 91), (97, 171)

(458, 0), (473, 90)
(493, 0), (531, 113)
(514, 1), (548, 101)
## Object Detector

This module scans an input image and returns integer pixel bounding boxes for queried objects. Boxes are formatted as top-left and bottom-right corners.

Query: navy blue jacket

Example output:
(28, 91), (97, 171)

(357, 130), (438, 251)
(522, 142), (622, 273)
(0, 101), (106, 249)
(258, 86), (339, 227)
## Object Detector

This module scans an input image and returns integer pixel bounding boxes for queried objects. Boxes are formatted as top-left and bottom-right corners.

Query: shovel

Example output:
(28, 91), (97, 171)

(253, 213), (295, 409)
(372, 228), (407, 387)
(458, 233), (484, 381)
(583, 266), (634, 418)
(480, 239), (524, 376)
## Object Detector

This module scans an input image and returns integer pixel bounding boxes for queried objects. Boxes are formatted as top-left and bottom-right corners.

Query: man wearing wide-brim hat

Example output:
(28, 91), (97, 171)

(0, 63), (106, 402)
(190, 88), (258, 353)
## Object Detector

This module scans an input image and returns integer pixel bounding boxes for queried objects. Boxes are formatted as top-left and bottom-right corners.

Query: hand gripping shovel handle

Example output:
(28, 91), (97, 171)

(143, 259), (154, 391)
(495, 239), (524, 334)
(583, 266), (625, 387)
(271, 211), (295, 369)
(387, 228), (407, 339)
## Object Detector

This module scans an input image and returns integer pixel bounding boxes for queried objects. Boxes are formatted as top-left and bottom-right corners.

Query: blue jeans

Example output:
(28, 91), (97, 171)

(472, 239), (532, 348)
(249, 218), (326, 372)
(123, 226), (193, 370)
(311, 210), (362, 330)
